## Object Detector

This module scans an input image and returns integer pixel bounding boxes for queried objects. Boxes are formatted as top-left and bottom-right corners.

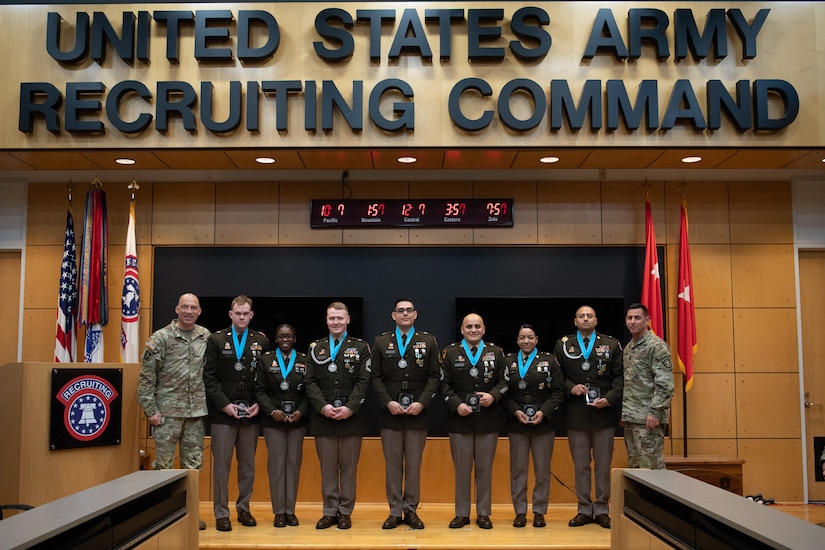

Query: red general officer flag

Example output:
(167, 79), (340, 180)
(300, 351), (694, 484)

(641, 196), (664, 336)
(678, 198), (697, 391)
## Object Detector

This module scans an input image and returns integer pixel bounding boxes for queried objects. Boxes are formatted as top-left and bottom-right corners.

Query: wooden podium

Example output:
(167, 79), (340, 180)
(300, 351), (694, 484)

(0, 362), (140, 508)
(665, 454), (745, 495)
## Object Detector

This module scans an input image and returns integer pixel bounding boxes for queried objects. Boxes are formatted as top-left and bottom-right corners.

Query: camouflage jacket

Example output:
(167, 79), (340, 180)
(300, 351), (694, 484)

(137, 320), (211, 418)
(621, 330), (674, 424)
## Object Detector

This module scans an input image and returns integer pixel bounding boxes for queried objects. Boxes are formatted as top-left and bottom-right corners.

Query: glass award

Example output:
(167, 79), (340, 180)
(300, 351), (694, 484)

(522, 404), (537, 420)
(281, 401), (296, 415)
(235, 401), (250, 417)
(399, 392), (414, 409)
(585, 385), (601, 405)
(466, 394), (481, 413)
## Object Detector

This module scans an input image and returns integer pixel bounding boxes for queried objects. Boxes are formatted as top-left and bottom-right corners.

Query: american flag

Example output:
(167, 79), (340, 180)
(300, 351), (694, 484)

(55, 208), (78, 362)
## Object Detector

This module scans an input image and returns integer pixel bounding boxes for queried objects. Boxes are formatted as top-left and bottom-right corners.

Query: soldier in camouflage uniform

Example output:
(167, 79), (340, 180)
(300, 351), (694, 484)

(138, 293), (210, 469)
(137, 293), (210, 528)
(621, 303), (674, 470)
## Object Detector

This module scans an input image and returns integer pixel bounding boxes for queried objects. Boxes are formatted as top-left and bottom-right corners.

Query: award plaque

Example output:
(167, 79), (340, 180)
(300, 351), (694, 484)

(399, 392), (414, 409)
(523, 404), (537, 420)
(585, 385), (601, 404)
(332, 398), (344, 407)
(282, 401), (296, 415)
(235, 401), (250, 417)
(466, 394), (481, 413)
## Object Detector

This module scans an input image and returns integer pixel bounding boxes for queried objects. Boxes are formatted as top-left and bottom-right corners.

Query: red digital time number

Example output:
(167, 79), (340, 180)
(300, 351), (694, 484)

(444, 202), (466, 216)
(487, 202), (507, 215)
(367, 202), (385, 217)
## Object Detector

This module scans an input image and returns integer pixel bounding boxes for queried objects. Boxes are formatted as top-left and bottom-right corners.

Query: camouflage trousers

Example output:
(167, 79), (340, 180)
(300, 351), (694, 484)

(152, 416), (205, 470)
(623, 422), (666, 469)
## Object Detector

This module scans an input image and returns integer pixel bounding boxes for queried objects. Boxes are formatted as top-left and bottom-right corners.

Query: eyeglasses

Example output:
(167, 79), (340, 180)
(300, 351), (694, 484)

(395, 307), (415, 314)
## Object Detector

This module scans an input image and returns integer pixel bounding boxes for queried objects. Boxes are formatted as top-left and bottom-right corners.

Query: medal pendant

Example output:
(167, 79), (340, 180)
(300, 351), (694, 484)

(518, 379), (527, 390)
(280, 381), (289, 391)
(234, 361), (244, 371)
(328, 363), (337, 373)
(469, 367), (478, 378)
(582, 361), (591, 371)
(398, 358), (408, 368)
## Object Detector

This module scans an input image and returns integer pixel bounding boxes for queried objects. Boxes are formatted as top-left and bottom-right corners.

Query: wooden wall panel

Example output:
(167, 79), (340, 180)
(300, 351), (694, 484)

(737, 374), (801, 439)
(601, 181), (665, 245)
(664, 181), (730, 244)
(22, 309), (55, 362)
(738, 439), (803, 501)
(0, 251), (21, 365)
(279, 181), (343, 245)
(26, 182), (77, 246)
(215, 182), (279, 245)
(537, 181), (602, 245)
(670, 438), (738, 458)
(734, 309), (798, 373)
(729, 181), (794, 243)
(152, 182), (215, 245)
(670, 373), (737, 439)
(347, 181), (409, 245)
(24, 244), (61, 309)
(694, 308), (735, 373)
(474, 181), (537, 244)
(731, 245), (796, 308)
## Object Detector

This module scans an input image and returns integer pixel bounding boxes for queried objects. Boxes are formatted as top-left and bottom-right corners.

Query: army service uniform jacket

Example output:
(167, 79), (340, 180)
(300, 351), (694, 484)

(439, 341), (509, 435)
(304, 335), (372, 437)
(554, 332), (624, 431)
(501, 350), (564, 434)
(254, 349), (309, 430)
(203, 327), (270, 426)
(371, 329), (442, 430)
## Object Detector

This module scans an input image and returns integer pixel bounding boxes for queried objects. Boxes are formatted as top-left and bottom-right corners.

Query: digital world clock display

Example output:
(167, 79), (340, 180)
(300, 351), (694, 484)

(310, 199), (514, 228)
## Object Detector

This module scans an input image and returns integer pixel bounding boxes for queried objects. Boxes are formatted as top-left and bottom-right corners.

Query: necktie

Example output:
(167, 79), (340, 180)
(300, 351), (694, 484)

(401, 333), (407, 345)
(471, 346), (478, 354)
(334, 339), (339, 347)
(583, 337), (590, 346)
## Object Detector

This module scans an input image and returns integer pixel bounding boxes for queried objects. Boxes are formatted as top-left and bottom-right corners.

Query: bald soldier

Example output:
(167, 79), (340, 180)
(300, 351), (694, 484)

(137, 293), (211, 530)
(439, 313), (508, 530)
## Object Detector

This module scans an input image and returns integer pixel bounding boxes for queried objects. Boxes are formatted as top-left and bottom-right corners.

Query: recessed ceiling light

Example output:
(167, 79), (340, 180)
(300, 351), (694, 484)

(539, 156), (560, 164)
(255, 157), (276, 164)
(681, 156), (703, 163)
(397, 156), (417, 164)
(115, 158), (136, 165)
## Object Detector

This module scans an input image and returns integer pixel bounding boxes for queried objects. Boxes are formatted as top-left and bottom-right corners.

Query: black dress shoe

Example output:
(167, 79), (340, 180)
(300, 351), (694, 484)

(449, 516), (470, 528)
(285, 514), (299, 526)
(216, 517), (232, 531)
(337, 514), (352, 529)
(316, 515), (338, 529)
(273, 514), (286, 528)
(512, 513), (527, 527)
(238, 509), (257, 527)
(476, 515), (493, 529)
(595, 514), (611, 529)
(533, 513), (546, 528)
(568, 513), (594, 527)
(382, 515), (402, 529)
(198, 519), (206, 530)
(404, 511), (425, 529)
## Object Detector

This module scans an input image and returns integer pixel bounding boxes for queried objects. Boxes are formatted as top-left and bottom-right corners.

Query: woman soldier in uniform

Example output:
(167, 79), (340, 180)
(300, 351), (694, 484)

(501, 324), (565, 528)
